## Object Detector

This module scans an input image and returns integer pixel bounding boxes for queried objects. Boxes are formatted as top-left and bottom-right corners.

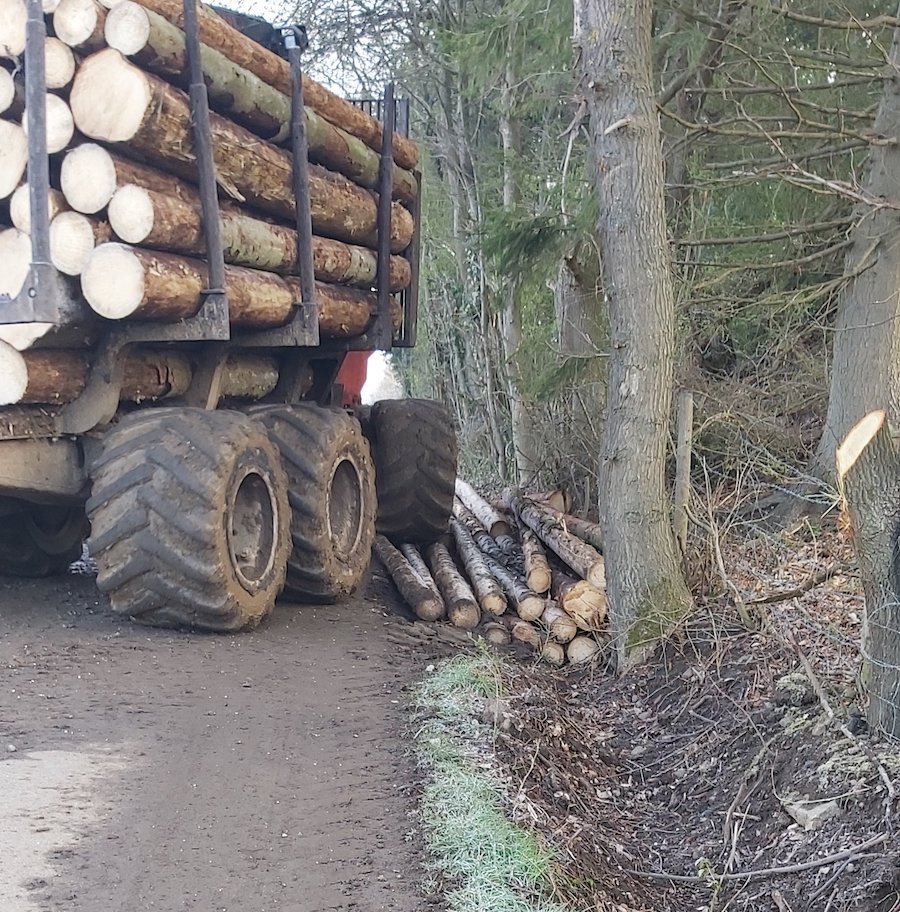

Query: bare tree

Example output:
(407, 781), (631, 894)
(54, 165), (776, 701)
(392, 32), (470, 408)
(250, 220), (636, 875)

(575, 0), (692, 665)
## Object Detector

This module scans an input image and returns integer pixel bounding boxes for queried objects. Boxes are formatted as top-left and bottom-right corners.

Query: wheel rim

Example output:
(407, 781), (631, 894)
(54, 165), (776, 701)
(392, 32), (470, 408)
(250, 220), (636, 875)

(24, 505), (85, 555)
(327, 457), (364, 562)
(227, 469), (280, 592)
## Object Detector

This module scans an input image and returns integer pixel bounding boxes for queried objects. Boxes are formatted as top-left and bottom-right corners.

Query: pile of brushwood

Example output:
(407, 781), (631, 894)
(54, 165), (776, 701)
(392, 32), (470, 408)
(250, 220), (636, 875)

(375, 482), (607, 668)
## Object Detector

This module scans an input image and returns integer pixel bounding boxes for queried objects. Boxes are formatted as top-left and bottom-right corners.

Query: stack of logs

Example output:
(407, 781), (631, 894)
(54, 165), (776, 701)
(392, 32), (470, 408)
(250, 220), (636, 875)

(0, 0), (417, 406)
(375, 482), (608, 667)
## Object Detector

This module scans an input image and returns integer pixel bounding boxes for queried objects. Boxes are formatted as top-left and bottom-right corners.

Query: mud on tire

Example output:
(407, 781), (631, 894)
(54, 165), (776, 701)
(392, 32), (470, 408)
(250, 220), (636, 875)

(252, 405), (376, 603)
(0, 500), (87, 577)
(87, 408), (291, 631)
(370, 399), (457, 544)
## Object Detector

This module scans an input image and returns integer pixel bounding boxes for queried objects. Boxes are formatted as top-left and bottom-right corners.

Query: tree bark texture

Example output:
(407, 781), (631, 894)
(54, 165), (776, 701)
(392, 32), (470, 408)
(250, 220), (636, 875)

(128, 0), (418, 170)
(449, 517), (507, 616)
(399, 544), (443, 601)
(104, 3), (418, 205)
(425, 541), (480, 630)
(374, 535), (444, 622)
(576, 0), (693, 665)
(69, 50), (414, 252)
(455, 479), (511, 536)
(814, 11), (900, 484)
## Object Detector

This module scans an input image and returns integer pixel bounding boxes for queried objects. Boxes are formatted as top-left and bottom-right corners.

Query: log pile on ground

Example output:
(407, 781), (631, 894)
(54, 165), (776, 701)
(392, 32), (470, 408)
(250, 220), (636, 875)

(0, 0), (417, 406)
(375, 483), (609, 667)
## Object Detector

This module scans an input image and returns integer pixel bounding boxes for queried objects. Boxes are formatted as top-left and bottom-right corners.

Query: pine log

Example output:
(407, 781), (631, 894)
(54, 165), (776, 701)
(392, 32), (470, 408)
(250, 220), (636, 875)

(558, 512), (604, 553)
(449, 517), (507, 616)
(60, 143), (199, 213)
(49, 211), (111, 275)
(455, 479), (511, 537)
(521, 529), (551, 594)
(0, 225), (29, 297)
(541, 598), (576, 643)
(0, 66), (22, 118)
(550, 566), (608, 631)
(510, 619), (565, 667)
(70, 50), (415, 251)
(375, 536), (445, 623)
(53, 0), (107, 51)
(282, 278), (401, 339)
(533, 489), (573, 514)
(10, 183), (68, 235)
(504, 489), (606, 589)
(130, 0), (418, 170)
(18, 348), (282, 404)
(0, 338), (26, 405)
(21, 93), (74, 154)
(399, 543), (443, 603)
(45, 37), (76, 88)
(0, 0), (25, 58)
(477, 548), (543, 621)
(567, 635), (601, 665)
(425, 541), (480, 630)
(453, 499), (520, 570)
(104, 2), (418, 205)
(480, 621), (511, 647)
(107, 183), (412, 290)
(0, 119), (26, 199)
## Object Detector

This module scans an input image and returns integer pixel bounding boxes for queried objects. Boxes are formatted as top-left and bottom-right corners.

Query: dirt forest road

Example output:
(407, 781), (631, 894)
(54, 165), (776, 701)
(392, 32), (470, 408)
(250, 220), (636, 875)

(0, 569), (427, 912)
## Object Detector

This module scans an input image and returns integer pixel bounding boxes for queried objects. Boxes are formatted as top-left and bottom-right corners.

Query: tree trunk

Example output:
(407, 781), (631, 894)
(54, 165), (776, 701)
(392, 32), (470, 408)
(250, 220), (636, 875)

(453, 499), (521, 571)
(0, 119), (26, 199)
(107, 183), (411, 290)
(81, 242), (387, 335)
(814, 11), (900, 485)
(69, 50), (415, 251)
(104, 2), (418, 205)
(49, 211), (111, 275)
(449, 517), (507, 616)
(503, 489), (606, 588)
(425, 542), (480, 629)
(374, 535), (444, 622)
(576, 0), (693, 665)
(836, 410), (900, 739)
(128, 0), (418, 170)
(556, 511), (604, 553)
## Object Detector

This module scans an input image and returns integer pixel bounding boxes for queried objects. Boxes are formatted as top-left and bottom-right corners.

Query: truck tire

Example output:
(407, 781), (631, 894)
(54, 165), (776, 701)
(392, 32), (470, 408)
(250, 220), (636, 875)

(87, 408), (291, 631)
(370, 399), (457, 544)
(0, 502), (87, 577)
(252, 405), (376, 603)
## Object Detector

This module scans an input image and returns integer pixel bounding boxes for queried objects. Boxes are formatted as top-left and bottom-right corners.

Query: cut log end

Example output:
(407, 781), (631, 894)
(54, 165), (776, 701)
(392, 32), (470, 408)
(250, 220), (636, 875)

(50, 211), (105, 275)
(0, 66), (15, 114)
(0, 338), (27, 405)
(104, 0), (151, 55)
(45, 37), (76, 89)
(53, 0), (106, 49)
(481, 621), (510, 647)
(0, 0), (26, 57)
(107, 183), (154, 243)
(81, 242), (146, 318)
(60, 143), (117, 213)
(448, 601), (480, 630)
(0, 226), (30, 298)
(10, 183), (67, 235)
(567, 635), (601, 665)
(21, 93), (74, 154)
(0, 120), (27, 199)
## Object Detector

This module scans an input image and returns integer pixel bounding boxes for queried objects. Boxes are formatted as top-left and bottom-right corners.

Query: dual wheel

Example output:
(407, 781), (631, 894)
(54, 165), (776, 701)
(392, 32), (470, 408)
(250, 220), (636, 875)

(84, 400), (456, 631)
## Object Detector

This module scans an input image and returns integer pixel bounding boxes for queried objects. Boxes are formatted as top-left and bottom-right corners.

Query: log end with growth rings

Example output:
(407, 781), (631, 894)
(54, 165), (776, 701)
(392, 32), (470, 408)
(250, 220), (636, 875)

(60, 143), (118, 214)
(103, 0), (152, 56)
(0, 119), (27, 199)
(107, 183), (155, 244)
(81, 242), (147, 318)
(21, 93), (74, 154)
(0, 227), (30, 298)
(50, 211), (102, 275)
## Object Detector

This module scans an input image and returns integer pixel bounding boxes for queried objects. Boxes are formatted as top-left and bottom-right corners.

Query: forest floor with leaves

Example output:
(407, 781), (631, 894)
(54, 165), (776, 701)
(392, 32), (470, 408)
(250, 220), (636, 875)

(410, 521), (900, 912)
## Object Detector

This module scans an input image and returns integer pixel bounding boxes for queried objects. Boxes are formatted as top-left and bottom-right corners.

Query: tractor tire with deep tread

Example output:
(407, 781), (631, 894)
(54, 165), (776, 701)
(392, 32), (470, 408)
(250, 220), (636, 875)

(87, 408), (291, 631)
(252, 405), (377, 603)
(370, 398), (457, 544)
(0, 501), (87, 577)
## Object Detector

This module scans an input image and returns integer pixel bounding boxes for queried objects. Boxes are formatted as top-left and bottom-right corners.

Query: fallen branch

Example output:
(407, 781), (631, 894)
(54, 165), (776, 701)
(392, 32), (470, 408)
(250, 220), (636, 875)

(746, 562), (853, 606)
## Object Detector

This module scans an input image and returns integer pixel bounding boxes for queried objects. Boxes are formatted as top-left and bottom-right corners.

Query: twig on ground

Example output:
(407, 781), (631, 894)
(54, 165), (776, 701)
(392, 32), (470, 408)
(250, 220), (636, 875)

(746, 562), (854, 606)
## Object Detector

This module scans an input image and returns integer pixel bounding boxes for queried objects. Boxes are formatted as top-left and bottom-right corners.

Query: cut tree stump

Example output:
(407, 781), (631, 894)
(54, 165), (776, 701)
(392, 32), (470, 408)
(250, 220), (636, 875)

(70, 50), (415, 251)
(374, 534), (444, 622)
(425, 541), (480, 630)
(449, 517), (507, 616)
(104, 2), (418, 205)
(128, 0), (419, 170)
(107, 183), (411, 290)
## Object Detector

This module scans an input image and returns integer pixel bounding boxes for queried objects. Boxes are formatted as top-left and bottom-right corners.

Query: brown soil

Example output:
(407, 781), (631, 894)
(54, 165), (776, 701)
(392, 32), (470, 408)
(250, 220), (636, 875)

(0, 568), (431, 912)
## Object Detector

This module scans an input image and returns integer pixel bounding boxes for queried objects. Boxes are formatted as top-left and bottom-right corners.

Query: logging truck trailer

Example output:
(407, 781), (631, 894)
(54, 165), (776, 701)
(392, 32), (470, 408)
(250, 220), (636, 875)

(0, 0), (457, 630)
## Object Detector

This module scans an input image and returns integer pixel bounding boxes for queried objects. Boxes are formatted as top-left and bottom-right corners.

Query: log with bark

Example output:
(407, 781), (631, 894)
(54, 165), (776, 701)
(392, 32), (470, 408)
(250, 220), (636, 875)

(80, 243), (393, 336)
(374, 535), (443, 623)
(17, 348), (284, 404)
(425, 541), (480, 630)
(558, 512), (604, 553)
(0, 226), (29, 297)
(399, 543), (443, 605)
(478, 549), (543, 621)
(550, 565), (608, 631)
(480, 621), (511, 647)
(49, 211), (111, 275)
(129, 0), (419, 170)
(107, 183), (411, 290)
(10, 183), (68, 235)
(455, 478), (511, 537)
(567, 635), (601, 665)
(21, 93), (74, 154)
(0, 119), (27, 199)
(53, 0), (107, 51)
(104, 2), (418, 205)
(509, 619), (565, 666)
(503, 489), (606, 589)
(69, 50), (414, 251)
(0, 0), (25, 58)
(521, 529), (551, 594)
(453, 499), (522, 571)
(449, 517), (507, 616)
(541, 598), (577, 643)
